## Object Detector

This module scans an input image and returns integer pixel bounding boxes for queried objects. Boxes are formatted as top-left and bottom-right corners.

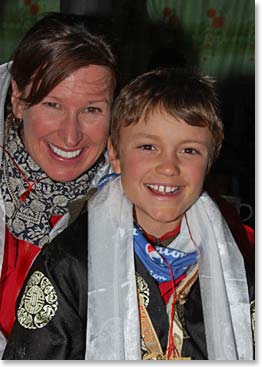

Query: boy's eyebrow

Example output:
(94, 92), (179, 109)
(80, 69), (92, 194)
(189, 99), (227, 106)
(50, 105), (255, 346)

(178, 139), (210, 146)
(130, 132), (161, 140)
(131, 133), (209, 145)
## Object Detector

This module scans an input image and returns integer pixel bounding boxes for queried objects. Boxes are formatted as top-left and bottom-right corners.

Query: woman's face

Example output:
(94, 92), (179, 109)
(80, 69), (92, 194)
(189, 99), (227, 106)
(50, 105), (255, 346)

(12, 65), (114, 182)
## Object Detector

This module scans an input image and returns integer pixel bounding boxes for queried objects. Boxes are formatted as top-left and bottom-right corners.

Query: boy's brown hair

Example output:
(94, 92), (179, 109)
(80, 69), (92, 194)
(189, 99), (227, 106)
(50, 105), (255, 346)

(110, 68), (223, 169)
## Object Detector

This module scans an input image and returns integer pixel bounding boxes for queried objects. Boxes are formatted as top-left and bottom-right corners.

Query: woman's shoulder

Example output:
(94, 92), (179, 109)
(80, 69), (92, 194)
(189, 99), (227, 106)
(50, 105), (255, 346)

(42, 209), (88, 270)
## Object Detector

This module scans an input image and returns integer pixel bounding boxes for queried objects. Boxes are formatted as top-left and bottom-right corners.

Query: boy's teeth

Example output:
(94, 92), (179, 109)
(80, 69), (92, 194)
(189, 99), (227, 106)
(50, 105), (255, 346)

(146, 184), (179, 194)
(49, 144), (81, 159)
(159, 185), (164, 192)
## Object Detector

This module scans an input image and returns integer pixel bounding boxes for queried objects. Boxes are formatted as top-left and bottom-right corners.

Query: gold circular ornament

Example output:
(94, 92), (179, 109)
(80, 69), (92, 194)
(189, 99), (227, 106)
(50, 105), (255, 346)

(17, 270), (58, 329)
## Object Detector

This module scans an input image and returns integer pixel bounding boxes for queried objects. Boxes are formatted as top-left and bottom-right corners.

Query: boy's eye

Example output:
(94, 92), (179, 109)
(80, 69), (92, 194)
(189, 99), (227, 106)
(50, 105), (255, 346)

(138, 144), (155, 151)
(43, 102), (60, 109)
(84, 106), (102, 113)
(182, 147), (200, 155)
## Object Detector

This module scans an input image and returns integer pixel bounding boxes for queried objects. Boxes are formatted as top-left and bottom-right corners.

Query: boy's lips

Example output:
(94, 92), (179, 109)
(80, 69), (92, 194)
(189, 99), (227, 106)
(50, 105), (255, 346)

(48, 143), (83, 159)
(145, 183), (181, 194)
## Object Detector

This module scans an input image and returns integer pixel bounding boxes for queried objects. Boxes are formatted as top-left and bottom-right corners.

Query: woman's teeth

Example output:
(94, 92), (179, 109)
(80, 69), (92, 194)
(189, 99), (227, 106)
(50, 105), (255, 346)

(146, 184), (180, 194)
(49, 144), (82, 159)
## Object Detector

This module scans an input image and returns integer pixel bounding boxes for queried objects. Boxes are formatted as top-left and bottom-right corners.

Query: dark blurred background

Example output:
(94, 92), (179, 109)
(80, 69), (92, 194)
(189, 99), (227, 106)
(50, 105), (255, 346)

(0, 0), (255, 228)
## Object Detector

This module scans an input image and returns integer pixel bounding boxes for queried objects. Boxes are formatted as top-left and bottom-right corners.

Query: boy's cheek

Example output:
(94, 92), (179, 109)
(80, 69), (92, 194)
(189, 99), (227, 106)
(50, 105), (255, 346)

(189, 166), (207, 190)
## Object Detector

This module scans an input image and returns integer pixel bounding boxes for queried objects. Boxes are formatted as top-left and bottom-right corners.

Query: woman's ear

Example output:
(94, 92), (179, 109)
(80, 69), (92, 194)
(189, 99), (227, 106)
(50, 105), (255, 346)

(11, 80), (25, 119)
(108, 138), (121, 173)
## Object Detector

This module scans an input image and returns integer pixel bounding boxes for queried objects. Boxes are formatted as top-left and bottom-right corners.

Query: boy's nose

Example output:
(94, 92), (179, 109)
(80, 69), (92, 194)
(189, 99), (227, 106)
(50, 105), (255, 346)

(156, 156), (180, 176)
(59, 114), (83, 147)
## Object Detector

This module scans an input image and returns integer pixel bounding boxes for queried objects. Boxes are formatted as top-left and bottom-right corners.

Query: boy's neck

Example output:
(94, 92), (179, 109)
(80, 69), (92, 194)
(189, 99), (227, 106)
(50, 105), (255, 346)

(133, 206), (182, 243)
(143, 224), (181, 247)
(133, 207), (181, 245)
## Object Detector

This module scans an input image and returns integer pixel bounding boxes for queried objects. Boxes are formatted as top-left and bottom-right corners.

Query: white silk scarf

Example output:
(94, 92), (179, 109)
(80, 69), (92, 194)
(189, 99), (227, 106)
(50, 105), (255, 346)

(86, 176), (253, 360)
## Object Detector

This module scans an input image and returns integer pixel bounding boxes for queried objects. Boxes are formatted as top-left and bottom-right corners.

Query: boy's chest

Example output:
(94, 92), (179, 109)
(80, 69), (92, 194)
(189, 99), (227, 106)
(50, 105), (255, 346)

(135, 255), (208, 360)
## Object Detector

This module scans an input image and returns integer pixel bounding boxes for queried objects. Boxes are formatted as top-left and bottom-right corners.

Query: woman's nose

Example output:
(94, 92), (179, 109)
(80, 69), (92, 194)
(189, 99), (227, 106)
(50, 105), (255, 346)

(59, 114), (83, 147)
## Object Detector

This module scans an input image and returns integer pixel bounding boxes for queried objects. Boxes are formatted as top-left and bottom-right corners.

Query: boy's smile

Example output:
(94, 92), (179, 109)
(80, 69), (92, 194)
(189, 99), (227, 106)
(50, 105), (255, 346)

(108, 107), (213, 237)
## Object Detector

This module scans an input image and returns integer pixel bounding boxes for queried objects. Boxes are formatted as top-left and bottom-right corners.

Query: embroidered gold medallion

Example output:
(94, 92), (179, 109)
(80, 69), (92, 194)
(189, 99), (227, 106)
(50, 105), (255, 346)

(17, 270), (58, 329)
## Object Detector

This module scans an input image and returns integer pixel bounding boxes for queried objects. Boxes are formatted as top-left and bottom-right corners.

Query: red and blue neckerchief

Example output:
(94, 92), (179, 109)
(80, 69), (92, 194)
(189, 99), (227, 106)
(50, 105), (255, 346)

(133, 223), (198, 283)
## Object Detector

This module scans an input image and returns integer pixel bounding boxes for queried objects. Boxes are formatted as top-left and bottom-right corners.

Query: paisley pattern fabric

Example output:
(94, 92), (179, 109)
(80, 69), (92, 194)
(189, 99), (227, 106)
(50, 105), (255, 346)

(0, 127), (104, 247)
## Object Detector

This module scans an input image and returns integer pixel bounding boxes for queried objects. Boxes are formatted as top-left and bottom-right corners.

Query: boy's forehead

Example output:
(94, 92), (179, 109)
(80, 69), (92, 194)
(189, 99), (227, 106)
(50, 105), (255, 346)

(125, 107), (180, 129)
(119, 109), (212, 141)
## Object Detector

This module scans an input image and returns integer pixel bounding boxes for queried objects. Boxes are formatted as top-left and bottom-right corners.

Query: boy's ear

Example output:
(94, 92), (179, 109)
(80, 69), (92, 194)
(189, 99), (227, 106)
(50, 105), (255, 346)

(11, 80), (25, 119)
(108, 138), (121, 173)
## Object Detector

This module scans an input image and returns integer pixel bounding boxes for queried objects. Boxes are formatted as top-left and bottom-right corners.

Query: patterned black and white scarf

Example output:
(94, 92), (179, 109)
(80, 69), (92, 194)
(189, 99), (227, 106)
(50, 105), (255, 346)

(0, 127), (105, 247)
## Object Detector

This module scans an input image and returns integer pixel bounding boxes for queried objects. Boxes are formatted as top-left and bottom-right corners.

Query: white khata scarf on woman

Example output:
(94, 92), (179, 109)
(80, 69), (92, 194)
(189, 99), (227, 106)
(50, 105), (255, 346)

(86, 176), (253, 360)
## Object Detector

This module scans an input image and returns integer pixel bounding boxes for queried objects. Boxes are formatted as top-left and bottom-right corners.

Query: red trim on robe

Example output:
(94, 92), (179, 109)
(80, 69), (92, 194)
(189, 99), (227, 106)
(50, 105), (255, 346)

(0, 229), (40, 337)
(0, 215), (62, 338)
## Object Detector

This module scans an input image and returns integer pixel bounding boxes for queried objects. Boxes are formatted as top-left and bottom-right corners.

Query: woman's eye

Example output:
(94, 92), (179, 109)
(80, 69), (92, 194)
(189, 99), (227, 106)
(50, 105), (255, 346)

(84, 106), (102, 113)
(138, 144), (155, 151)
(182, 147), (200, 155)
(43, 102), (60, 109)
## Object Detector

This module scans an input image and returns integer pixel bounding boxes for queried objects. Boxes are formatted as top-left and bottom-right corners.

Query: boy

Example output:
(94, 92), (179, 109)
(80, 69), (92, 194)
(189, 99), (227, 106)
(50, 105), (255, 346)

(3, 68), (254, 360)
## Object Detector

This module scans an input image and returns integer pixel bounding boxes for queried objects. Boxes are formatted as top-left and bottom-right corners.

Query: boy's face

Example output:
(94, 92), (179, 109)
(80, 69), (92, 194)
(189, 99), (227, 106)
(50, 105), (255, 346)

(108, 108), (212, 237)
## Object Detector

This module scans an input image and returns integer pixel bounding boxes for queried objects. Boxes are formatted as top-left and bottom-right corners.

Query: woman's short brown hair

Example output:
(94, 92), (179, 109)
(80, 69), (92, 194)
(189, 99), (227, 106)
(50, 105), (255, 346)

(9, 12), (117, 106)
(110, 68), (224, 167)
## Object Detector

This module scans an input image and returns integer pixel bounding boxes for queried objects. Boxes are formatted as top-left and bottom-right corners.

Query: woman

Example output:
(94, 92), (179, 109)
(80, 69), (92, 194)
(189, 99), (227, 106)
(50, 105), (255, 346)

(0, 12), (117, 354)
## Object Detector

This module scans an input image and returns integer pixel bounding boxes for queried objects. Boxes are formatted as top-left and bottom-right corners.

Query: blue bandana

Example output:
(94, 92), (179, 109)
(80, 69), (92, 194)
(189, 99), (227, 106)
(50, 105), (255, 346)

(133, 224), (198, 283)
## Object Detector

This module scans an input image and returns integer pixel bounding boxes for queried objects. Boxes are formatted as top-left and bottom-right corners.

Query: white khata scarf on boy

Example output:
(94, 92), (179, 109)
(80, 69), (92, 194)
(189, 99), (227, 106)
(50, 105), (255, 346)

(86, 176), (253, 360)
